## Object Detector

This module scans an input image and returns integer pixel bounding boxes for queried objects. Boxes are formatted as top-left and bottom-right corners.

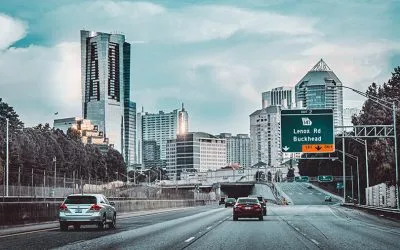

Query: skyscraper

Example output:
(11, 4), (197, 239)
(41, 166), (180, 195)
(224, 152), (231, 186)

(217, 133), (251, 168)
(295, 59), (344, 127)
(262, 87), (294, 108)
(81, 30), (135, 163)
(137, 105), (188, 168)
(166, 132), (227, 179)
(343, 107), (360, 126)
(249, 106), (283, 168)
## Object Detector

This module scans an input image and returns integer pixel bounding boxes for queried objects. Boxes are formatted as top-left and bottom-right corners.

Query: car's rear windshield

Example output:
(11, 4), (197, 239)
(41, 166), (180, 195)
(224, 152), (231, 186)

(64, 196), (97, 204)
(237, 198), (259, 204)
(226, 198), (236, 202)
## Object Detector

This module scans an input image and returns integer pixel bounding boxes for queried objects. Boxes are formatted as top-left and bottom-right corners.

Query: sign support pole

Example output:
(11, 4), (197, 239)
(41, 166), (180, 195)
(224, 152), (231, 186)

(342, 137), (346, 202)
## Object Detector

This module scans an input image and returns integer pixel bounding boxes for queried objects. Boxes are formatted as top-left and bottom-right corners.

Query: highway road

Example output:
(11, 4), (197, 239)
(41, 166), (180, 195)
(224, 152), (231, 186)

(1, 199), (400, 249)
(276, 182), (341, 205)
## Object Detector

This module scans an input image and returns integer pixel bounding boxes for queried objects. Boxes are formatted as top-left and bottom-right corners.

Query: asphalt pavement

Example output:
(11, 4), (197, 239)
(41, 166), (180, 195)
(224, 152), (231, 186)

(1, 201), (399, 249)
(276, 182), (341, 205)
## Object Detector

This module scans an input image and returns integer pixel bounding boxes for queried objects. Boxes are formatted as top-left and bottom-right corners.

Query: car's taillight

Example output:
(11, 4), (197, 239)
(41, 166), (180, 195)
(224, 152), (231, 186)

(90, 204), (102, 211)
(59, 203), (68, 211)
(253, 204), (261, 208)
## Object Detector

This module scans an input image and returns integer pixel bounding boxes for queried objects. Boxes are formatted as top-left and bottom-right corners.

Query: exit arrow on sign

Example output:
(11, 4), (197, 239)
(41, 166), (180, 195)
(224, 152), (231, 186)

(302, 144), (334, 153)
(283, 146), (290, 151)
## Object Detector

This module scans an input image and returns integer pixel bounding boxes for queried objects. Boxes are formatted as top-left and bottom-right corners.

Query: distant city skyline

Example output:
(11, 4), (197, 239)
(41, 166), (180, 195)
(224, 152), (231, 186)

(0, 0), (399, 135)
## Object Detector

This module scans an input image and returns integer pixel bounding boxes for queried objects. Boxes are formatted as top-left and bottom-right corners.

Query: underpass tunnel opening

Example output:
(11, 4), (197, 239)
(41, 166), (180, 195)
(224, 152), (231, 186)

(220, 184), (255, 199)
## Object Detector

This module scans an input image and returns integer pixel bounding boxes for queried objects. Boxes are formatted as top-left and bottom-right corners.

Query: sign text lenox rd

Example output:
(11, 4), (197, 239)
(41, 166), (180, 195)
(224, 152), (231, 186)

(281, 109), (335, 153)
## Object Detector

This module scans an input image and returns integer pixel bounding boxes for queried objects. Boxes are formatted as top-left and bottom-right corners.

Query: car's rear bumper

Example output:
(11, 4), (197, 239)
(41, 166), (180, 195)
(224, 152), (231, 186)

(59, 214), (102, 223)
(233, 210), (263, 217)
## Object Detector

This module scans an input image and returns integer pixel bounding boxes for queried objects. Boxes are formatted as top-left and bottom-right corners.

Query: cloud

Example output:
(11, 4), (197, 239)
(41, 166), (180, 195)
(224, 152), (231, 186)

(0, 13), (27, 50)
(0, 42), (81, 126)
(33, 1), (319, 44)
(0, 1), (400, 135)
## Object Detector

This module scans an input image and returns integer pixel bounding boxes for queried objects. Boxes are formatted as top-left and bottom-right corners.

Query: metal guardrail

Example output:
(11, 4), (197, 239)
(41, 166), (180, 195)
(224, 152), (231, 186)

(341, 203), (400, 220)
(343, 204), (400, 214)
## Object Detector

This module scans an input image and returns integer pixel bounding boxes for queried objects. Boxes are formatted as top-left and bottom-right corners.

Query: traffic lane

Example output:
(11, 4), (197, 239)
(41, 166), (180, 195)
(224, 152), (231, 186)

(278, 182), (340, 205)
(272, 205), (400, 249)
(251, 183), (276, 201)
(0, 205), (219, 250)
(187, 205), (400, 250)
(0, 207), (198, 237)
(185, 208), (319, 250)
(56, 207), (231, 250)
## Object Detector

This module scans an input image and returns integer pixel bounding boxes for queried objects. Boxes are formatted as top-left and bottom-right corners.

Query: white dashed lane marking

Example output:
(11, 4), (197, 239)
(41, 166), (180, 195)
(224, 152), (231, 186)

(185, 237), (195, 243)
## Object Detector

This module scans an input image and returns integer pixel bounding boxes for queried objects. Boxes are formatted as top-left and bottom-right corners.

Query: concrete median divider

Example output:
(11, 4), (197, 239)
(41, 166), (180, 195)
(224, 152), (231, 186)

(0, 199), (214, 227)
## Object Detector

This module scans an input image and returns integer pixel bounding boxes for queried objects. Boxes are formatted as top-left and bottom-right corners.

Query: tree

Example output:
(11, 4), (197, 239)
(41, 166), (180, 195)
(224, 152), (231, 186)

(287, 168), (295, 179)
(67, 128), (81, 141)
(105, 148), (126, 181)
(351, 66), (400, 186)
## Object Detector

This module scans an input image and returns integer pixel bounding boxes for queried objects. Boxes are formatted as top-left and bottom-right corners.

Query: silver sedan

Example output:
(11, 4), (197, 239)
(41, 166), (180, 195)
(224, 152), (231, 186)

(58, 194), (116, 231)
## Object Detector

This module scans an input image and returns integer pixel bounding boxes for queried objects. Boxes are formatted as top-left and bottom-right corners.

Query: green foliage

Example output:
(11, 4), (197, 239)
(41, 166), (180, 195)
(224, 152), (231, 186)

(287, 168), (295, 178)
(66, 128), (81, 141)
(0, 99), (127, 185)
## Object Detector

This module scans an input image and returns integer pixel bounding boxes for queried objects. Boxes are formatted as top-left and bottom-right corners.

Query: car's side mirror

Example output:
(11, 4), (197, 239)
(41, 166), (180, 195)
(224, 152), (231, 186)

(110, 201), (115, 206)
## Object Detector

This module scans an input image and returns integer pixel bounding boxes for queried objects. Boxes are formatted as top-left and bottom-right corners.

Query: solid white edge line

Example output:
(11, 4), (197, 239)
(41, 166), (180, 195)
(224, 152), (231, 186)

(0, 228), (59, 238)
(206, 226), (212, 230)
(185, 237), (195, 243)
(294, 227), (300, 231)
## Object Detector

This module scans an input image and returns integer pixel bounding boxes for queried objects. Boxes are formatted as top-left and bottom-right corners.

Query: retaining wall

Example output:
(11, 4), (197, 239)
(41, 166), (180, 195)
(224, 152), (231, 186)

(0, 200), (211, 226)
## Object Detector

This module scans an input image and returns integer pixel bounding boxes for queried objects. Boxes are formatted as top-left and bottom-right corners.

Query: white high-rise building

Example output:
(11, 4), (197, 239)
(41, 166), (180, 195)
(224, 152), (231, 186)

(166, 132), (227, 179)
(295, 59), (344, 127)
(262, 87), (294, 109)
(343, 107), (360, 126)
(250, 106), (283, 168)
(217, 133), (251, 168)
(137, 105), (188, 167)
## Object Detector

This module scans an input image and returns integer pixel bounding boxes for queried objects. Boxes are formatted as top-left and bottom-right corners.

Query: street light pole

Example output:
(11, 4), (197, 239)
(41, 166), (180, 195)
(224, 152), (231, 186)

(393, 102), (399, 210)
(0, 116), (10, 197)
(356, 156), (360, 205)
(337, 149), (359, 204)
(365, 140), (369, 188)
(351, 163), (354, 201)
(5, 117), (9, 197)
(337, 84), (399, 209)
(342, 137), (346, 201)
(53, 156), (57, 191)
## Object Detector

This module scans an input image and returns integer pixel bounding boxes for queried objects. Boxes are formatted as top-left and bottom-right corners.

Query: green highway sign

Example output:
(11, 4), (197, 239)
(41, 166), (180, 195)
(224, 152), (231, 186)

(294, 176), (309, 182)
(336, 182), (344, 189)
(281, 109), (335, 153)
(318, 175), (333, 182)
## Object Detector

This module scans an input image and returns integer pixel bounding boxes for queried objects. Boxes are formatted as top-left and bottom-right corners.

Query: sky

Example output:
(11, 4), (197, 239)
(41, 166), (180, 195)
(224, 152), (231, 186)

(0, 0), (399, 135)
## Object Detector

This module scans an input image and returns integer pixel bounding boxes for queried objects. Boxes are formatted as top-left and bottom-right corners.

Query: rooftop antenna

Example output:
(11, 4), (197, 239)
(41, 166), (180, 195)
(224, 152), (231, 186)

(310, 58), (332, 72)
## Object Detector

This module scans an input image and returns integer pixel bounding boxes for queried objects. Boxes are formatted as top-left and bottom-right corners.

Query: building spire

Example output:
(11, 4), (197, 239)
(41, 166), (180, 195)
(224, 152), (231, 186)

(310, 58), (332, 72)
(181, 102), (185, 111)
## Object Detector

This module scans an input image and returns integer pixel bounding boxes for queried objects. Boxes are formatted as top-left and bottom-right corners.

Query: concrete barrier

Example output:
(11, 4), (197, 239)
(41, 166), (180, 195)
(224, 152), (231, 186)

(0, 199), (212, 226)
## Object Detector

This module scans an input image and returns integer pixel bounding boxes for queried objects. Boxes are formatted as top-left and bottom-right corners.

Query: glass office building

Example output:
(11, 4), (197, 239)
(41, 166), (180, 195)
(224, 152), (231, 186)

(81, 30), (135, 163)
(295, 59), (343, 127)
(262, 87), (294, 109)
(166, 132), (226, 179)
